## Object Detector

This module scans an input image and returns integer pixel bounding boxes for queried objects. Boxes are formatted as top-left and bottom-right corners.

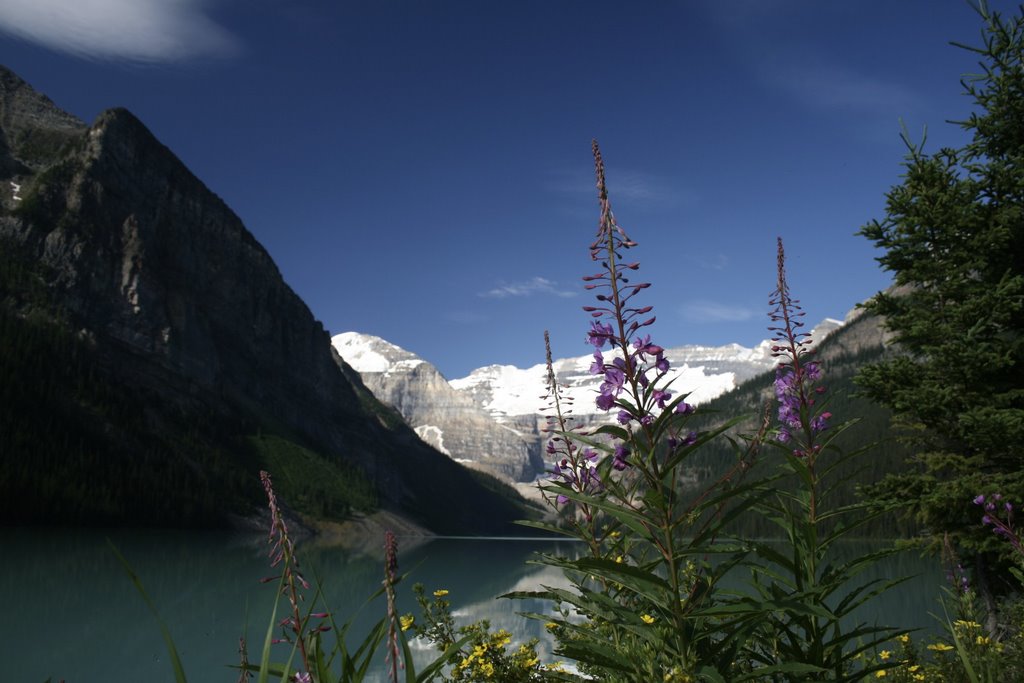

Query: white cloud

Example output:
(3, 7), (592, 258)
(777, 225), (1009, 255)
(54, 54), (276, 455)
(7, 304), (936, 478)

(701, 253), (730, 271)
(481, 276), (576, 299)
(762, 61), (921, 115)
(680, 301), (757, 323)
(0, 0), (240, 62)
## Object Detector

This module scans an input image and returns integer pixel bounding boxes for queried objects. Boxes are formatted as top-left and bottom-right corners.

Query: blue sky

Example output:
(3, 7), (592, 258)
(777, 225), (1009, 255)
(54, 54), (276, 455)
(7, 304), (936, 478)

(0, 1), (1013, 379)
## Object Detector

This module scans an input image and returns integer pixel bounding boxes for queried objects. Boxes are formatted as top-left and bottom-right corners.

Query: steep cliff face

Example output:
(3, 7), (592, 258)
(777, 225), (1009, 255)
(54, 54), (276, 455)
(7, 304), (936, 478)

(333, 333), (542, 481)
(0, 66), (529, 533)
(10, 104), (369, 452)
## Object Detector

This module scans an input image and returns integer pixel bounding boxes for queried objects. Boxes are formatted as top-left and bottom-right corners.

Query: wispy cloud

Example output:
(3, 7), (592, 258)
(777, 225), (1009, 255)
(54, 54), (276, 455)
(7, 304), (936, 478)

(680, 301), (758, 323)
(761, 61), (921, 115)
(480, 276), (576, 299)
(0, 0), (240, 63)
(701, 253), (730, 271)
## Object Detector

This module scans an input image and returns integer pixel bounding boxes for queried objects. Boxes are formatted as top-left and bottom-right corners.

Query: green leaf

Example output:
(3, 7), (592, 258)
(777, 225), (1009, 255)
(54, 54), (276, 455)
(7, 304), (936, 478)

(107, 540), (189, 683)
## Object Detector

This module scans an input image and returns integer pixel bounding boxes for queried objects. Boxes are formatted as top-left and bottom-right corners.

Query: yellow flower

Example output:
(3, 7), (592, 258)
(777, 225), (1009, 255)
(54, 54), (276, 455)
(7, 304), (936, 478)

(875, 671), (887, 678)
(976, 635), (991, 646)
(954, 620), (981, 630)
(433, 589), (449, 597)
(615, 555), (624, 563)
(478, 661), (494, 678)
(399, 614), (414, 631)
(880, 650), (891, 660)
(927, 643), (954, 652)
(641, 614), (656, 624)
(913, 675), (925, 682)
(897, 634), (911, 644)
(545, 621), (558, 631)
(908, 665), (921, 672)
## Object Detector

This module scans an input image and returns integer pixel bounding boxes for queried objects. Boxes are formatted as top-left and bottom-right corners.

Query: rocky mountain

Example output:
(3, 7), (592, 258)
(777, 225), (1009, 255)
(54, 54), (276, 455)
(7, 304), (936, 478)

(332, 332), (542, 481)
(0, 65), (531, 534)
(334, 318), (845, 484)
(450, 318), (843, 424)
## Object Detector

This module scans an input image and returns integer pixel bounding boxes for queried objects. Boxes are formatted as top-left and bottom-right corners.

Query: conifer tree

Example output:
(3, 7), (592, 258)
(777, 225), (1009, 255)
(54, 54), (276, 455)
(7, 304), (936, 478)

(857, 1), (1024, 606)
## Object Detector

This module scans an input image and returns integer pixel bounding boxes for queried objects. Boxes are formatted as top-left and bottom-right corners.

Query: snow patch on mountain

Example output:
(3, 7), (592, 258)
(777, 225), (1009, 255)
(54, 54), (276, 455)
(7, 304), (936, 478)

(333, 331), (423, 374)
(414, 425), (449, 455)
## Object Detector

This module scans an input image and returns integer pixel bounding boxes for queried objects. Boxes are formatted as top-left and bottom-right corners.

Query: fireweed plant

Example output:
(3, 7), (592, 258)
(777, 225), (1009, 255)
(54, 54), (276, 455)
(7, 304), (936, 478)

(510, 141), (771, 681)
(737, 239), (906, 681)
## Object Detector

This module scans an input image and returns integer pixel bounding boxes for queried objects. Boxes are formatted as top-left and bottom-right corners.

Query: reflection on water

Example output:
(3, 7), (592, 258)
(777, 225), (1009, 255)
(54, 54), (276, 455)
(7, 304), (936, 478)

(2, 528), (947, 683)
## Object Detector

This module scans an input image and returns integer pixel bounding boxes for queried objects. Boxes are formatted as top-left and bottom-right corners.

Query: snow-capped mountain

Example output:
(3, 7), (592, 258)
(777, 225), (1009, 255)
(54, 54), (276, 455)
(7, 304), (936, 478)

(332, 333), (542, 482)
(332, 319), (843, 484)
(450, 318), (844, 421)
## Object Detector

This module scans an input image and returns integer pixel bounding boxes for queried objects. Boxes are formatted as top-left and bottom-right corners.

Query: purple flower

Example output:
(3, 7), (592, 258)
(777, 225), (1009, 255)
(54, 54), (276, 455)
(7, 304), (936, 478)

(675, 402), (694, 415)
(616, 409), (632, 425)
(612, 444), (630, 470)
(810, 411), (832, 433)
(589, 350), (604, 375)
(805, 362), (821, 381)
(668, 431), (698, 449)
(652, 389), (672, 410)
(587, 321), (615, 349)
(597, 365), (626, 410)
(632, 335), (664, 358)
(655, 354), (670, 374)
(550, 449), (603, 505)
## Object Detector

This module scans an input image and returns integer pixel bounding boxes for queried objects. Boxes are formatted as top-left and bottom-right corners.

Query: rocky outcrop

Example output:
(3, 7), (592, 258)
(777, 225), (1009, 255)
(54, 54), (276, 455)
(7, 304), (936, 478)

(0, 65), (529, 534)
(333, 333), (542, 481)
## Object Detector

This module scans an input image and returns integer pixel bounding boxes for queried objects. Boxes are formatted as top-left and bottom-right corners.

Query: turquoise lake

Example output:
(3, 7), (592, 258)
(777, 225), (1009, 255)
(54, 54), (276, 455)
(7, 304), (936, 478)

(3, 528), (949, 682)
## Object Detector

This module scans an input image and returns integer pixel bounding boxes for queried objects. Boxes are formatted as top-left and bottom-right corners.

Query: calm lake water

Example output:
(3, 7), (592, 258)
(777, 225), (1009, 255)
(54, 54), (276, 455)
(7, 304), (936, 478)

(3, 528), (948, 683)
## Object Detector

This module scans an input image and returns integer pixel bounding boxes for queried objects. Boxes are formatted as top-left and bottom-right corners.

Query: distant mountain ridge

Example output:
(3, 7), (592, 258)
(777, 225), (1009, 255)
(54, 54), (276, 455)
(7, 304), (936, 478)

(0, 64), (531, 534)
(334, 317), (846, 483)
